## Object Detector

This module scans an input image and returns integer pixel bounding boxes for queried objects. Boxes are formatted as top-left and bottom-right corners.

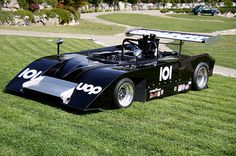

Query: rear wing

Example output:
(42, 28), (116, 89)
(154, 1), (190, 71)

(126, 28), (216, 43)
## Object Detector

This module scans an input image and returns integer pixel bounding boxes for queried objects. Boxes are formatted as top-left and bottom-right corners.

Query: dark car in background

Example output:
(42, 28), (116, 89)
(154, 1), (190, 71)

(193, 5), (220, 16)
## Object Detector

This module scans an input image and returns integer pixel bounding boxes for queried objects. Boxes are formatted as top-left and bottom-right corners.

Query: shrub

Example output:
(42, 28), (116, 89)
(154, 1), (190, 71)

(34, 8), (79, 23)
(80, 8), (103, 14)
(148, 8), (160, 10)
(160, 8), (168, 13)
(219, 7), (236, 14)
(0, 0), (4, 7)
(0, 10), (14, 24)
(34, 9), (57, 18)
(64, 6), (80, 21)
(30, 0), (44, 3)
(232, 8), (236, 14)
(182, 8), (192, 13)
(95, 8), (102, 12)
(81, 8), (94, 13)
(160, 8), (192, 13)
(105, 9), (112, 12)
(45, 0), (58, 6)
(17, 0), (29, 10)
(224, 0), (233, 8)
(51, 8), (73, 24)
(14, 10), (34, 22)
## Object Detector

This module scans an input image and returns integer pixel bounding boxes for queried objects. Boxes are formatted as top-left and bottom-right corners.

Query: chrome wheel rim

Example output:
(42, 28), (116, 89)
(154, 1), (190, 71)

(197, 66), (208, 89)
(118, 82), (134, 107)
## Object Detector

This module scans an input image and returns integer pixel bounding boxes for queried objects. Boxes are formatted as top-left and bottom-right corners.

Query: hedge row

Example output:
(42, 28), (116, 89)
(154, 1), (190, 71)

(80, 8), (104, 13)
(160, 8), (192, 13)
(219, 7), (236, 14)
(0, 8), (77, 24)
(161, 7), (236, 14)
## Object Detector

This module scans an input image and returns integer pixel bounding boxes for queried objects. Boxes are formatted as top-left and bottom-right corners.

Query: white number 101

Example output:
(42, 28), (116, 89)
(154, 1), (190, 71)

(159, 66), (172, 81)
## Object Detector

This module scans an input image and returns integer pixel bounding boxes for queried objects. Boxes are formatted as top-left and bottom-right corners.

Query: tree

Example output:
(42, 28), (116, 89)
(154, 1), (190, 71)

(103, 0), (119, 10)
(128, 0), (139, 4)
(18, 0), (29, 9)
(0, 0), (4, 7)
(224, 0), (233, 7)
(89, 0), (102, 7)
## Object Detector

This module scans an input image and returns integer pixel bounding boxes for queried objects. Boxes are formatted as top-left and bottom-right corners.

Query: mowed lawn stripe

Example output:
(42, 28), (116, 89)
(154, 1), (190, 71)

(64, 39), (94, 52)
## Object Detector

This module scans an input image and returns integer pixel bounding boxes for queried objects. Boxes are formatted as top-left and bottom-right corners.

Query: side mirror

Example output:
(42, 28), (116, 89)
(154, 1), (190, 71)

(56, 38), (63, 56)
(57, 38), (63, 45)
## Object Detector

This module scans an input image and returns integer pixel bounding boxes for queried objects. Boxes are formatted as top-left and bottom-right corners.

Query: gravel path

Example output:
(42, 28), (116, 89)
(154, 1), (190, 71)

(0, 10), (235, 77)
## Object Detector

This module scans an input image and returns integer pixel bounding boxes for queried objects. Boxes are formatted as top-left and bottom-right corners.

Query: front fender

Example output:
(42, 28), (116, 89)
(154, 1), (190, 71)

(6, 58), (59, 93)
(67, 67), (128, 110)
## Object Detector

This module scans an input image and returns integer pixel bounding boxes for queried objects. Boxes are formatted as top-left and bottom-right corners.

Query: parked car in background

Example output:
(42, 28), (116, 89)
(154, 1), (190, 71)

(193, 5), (220, 16)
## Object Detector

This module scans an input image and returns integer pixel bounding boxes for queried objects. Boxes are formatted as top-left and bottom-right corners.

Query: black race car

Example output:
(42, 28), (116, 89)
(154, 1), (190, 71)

(6, 28), (216, 111)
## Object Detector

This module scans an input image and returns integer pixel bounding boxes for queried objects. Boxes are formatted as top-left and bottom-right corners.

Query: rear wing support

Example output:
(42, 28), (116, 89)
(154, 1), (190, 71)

(179, 40), (184, 56)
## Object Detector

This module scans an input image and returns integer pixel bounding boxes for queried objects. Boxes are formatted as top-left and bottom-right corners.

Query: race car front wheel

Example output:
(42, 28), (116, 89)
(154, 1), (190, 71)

(114, 78), (134, 108)
(192, 62), (209, 91)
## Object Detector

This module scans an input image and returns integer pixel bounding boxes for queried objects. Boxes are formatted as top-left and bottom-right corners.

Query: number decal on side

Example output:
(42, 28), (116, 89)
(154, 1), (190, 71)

(76, 83), (102, 95)
(18, 68), (42, 80)
(159, 66), (172, 81)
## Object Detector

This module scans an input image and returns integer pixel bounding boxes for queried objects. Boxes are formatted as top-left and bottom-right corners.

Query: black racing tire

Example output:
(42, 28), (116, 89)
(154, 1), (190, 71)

(197, 12), (201, 16)
(192, 62), (209, 91)
(113, 78), (134, 108)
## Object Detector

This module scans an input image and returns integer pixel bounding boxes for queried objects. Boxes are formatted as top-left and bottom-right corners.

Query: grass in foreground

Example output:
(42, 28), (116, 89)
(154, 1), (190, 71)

(169, 35), (236, 69)
(0, 20), (125, 35)
(0, 36), (235, 155)
(167, 14), (236, 23)
(98, 13), (236, 33)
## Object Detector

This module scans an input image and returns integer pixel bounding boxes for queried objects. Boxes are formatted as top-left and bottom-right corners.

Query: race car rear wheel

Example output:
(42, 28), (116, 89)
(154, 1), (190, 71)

(192, 62), (209, 91)
(114, 78), (134, 108)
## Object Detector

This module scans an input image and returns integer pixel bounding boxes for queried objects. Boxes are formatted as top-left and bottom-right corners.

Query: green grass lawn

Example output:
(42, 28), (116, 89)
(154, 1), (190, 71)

(0, 20), (125, 35)
(98, 13), (236, 33)
(167, 14), (236, 23)
(0, 36), (235, 155)
(169, 35), (236, 69)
